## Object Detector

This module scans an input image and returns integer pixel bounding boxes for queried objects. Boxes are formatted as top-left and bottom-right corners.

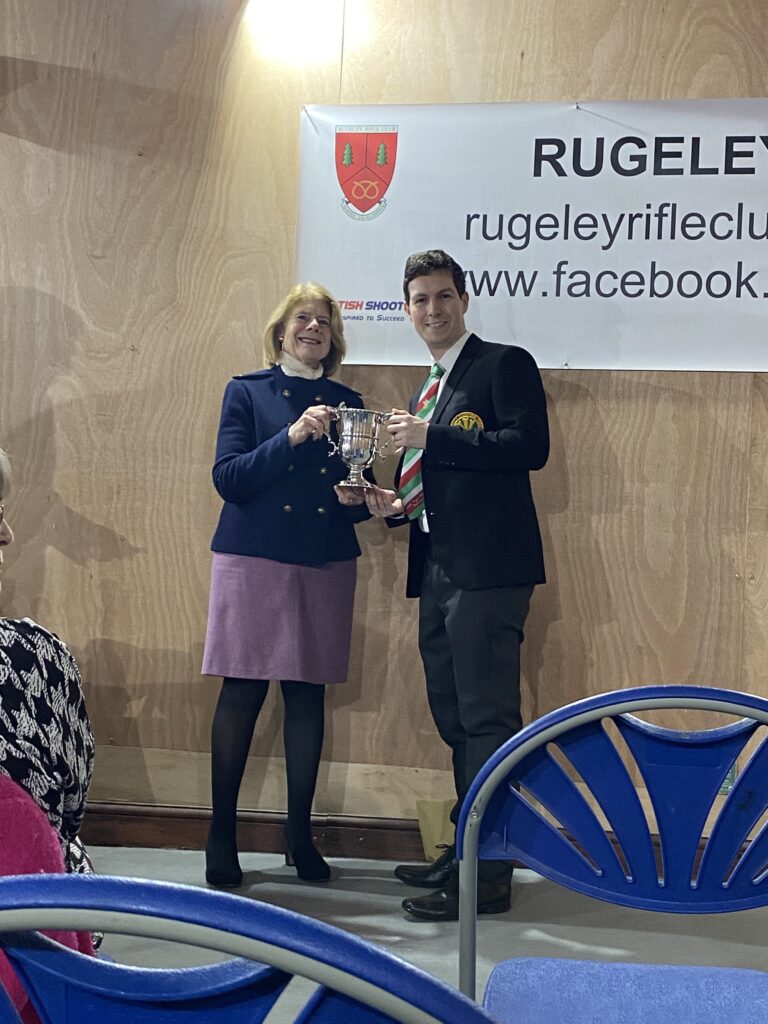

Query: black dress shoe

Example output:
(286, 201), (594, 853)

(394, 844), (457, 888)
(402, 879), (511, 921)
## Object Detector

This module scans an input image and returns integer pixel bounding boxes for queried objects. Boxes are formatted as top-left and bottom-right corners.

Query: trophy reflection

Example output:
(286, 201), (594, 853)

(326, 403), (392, 488)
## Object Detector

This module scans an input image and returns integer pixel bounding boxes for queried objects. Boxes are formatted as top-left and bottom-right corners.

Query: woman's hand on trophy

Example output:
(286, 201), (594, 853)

(364, 486), (404, 518)
(386, 409), (428, 450)
(334, 485), (366, 506)
(288, 405), (332, 447)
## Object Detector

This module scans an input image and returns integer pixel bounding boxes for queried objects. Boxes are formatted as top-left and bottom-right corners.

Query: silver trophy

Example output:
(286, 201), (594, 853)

(326, 403), (392, 488)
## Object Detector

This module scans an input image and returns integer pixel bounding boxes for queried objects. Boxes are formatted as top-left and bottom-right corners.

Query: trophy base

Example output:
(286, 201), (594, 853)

(336, 472), (372, 489)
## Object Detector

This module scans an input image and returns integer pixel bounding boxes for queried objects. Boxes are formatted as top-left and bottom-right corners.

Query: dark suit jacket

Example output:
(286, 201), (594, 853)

(399, 334), (549, 597)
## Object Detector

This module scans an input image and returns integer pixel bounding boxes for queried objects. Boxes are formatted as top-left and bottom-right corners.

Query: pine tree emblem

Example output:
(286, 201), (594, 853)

(342, 142), (353, 166)
(376, 142), (388, 166)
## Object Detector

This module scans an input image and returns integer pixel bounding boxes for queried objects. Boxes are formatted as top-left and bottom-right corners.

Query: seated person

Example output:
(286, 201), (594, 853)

(0, 446), (95, 1020)
(0, 446), (94, 871)
(0, 774), (94, 1022)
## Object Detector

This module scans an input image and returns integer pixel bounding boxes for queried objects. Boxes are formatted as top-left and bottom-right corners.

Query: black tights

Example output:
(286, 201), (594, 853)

(207, 677), (325, 866)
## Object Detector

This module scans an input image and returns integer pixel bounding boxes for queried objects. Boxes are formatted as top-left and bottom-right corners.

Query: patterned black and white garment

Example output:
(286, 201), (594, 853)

(0, 617), (94, 872)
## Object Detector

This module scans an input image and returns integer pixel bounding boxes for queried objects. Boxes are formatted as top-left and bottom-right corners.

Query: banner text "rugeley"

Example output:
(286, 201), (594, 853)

(534, 135), (768, 177)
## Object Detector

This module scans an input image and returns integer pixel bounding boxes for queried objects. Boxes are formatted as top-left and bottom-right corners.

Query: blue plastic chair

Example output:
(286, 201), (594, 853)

(0, 874), (497, 1023)
(456, 684), (768, 1020)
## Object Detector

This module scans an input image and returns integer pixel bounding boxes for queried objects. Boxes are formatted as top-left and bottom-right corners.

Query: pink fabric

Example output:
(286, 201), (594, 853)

(202, 553), (357, 684)
(0, 775), (94, 1022)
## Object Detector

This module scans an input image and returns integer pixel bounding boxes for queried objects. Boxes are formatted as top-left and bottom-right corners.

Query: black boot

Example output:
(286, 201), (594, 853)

(282, 681), (331, 882)
(206, 677), (268, 888)
(284, 824), (331, 882)
(205, 846), (243, 888)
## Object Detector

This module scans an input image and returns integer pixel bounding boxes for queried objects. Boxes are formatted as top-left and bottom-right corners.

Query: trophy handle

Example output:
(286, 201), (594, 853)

(373, 437), (389, 461)
(324, 405), (342, 454)
(374, 413), (392, 460)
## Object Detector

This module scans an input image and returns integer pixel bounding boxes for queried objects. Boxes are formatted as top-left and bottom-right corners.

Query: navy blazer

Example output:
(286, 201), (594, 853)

(210, 366), (367, 565)
(398, 335), (549, 596)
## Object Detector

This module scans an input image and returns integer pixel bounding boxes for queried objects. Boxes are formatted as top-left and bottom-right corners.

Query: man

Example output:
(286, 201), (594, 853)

(365, 249), (549, 921)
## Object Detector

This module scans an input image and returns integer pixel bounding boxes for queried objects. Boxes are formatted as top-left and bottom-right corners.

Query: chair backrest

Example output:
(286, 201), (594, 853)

(0, 873), (496, 1024)
(456, 684), (768, 997)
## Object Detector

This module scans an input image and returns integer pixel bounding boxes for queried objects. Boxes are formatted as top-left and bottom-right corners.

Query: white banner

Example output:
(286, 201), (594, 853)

(296, 100), (768, 370)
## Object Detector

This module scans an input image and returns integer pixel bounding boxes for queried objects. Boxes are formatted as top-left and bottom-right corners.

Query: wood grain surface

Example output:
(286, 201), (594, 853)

(1, 0), (766, 818)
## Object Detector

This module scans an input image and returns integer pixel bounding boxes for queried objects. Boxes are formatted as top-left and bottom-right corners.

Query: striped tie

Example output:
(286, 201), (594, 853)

(398, 362), (445, 521)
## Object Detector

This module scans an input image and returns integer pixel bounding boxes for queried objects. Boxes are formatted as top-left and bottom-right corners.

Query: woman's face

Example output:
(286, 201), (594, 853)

(0, 496), (13, 596)
(281, 299), (333, 369)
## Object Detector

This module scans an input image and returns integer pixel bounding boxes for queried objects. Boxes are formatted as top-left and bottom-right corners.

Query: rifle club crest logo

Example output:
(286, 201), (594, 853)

(335, 125), (398, 220)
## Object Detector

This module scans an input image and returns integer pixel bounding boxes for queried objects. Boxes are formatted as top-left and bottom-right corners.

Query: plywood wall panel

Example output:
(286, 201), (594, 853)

(743, 375), (768, 692)
(525, 369), (751, 723)
(0, 0), (345, 758)
(340, 0), (768, 105)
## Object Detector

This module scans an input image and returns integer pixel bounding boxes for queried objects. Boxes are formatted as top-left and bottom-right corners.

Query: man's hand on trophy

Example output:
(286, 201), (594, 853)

(288, 405), (332, 447)
(364, 486), (405, 518)
(334, 485), (366, 506)
(386, 409), (428, 450)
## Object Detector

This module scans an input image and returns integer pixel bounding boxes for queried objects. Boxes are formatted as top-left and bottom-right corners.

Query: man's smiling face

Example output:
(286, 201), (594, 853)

(405, 270), (469, 356)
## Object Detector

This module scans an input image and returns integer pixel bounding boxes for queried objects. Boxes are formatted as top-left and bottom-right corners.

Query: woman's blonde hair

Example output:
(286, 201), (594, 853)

(0, 448), (10, 497)
(263, 282), (347, 377)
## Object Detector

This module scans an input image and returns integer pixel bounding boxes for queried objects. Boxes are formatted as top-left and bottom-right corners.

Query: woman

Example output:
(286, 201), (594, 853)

(202, 282), (368, 887)
(0, 447), (95, 874)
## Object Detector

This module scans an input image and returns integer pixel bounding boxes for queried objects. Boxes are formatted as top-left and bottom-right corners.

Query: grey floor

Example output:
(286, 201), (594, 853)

(91, 845), (768, 1005)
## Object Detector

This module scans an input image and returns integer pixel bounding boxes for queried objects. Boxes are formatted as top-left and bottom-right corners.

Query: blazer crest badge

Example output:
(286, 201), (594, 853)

(450, 411), (484, 430)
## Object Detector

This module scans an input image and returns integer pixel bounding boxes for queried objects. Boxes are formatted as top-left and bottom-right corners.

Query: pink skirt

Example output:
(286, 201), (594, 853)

(201, 553), (357, 684)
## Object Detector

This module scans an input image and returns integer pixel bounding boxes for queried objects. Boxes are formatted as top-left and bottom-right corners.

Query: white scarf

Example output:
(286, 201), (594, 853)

(277, 351), (324, 380)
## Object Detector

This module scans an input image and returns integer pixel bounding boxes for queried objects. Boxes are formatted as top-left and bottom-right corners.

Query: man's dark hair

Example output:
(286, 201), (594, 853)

(402, 249), (466, 302)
